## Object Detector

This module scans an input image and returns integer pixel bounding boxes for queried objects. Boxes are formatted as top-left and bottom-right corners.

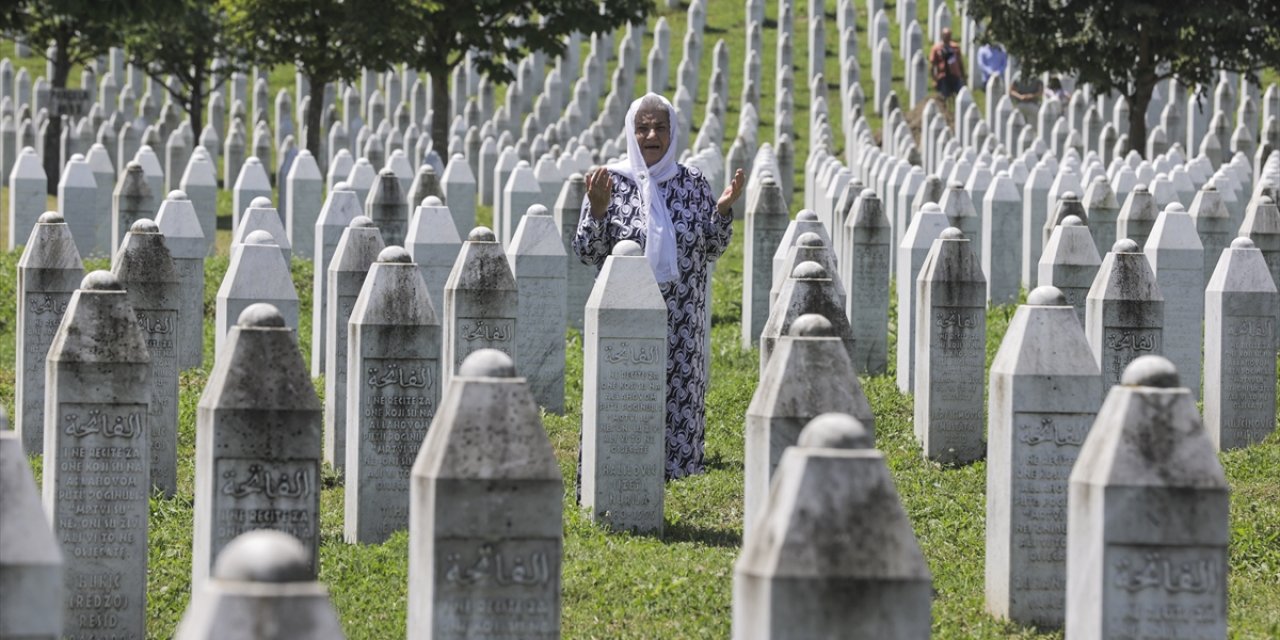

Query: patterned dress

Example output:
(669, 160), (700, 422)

(574, 164), (734, 479)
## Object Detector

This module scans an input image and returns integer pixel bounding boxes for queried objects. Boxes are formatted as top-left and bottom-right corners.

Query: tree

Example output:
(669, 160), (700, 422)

(123, 0), (245, 136)
(967, 0), (1280, 156)
(387, 0), (651, 153)
(220, 0), (402, 155)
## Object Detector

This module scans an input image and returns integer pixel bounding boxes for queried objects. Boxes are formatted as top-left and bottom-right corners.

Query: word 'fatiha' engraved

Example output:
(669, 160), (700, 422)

(1105, 331), (1157, 351)
(1227, 318), (1274, 337)
(462, 320), (511, 342)
(603, 341), (659, 365)
(65, 410), (142, 439)
(135, 313), (174, 334)
(1018, 417), (1088, 446)
(935, 310), (978, 329)
(29, 294), (69, 315)
(1114, 552), (1220, 595)
(444, 544), (551, 587)
(220, 464), (312, 499)
(367, 363), (432, 389)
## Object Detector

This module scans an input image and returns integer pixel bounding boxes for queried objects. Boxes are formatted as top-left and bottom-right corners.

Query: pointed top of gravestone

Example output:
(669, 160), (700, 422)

(1112, 238), (1140, 253)
(468, 226), (496, 242)
(614, 240), (643, 256)
(940, 226), (964, 240)
(792, 260), (827, 279)
(238, 303), (286, 328)
(458, 349), (518, 378)
(82, 270), (123, 290)
(212, 530), (310, 583)
(789, 313), (834, 336)
(797, 209), (818, 221)
(797, 413), (874, 450)
(377, 246), (412, 263)
(1230, 236), (1255, 249)
(1120, 355), (1180, 388)
(797, 232), (824, 248)
(129, 218), (159, 234)
(245, 230), (276, 246)
(38, 211), (62, 224)
(1027, 285), (1068, 306)
(1063, 215), (1084, 227)
(350, 215), (375, 228)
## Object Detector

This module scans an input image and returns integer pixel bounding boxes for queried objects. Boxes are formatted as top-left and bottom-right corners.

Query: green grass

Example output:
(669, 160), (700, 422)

(3, 1), (1280, 638)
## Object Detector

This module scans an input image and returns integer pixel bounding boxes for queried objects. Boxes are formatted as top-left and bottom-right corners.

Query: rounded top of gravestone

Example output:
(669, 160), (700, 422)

(796, 232), (824, 248)
(613, 240), (644, 256)
(996, 169), (1011, 179)
(1120, 355), (1180, 388)
(422, 195), (443, 207)
(797, 209), (818, 221)
(245, 156), (261, 165)
(379, 168), (396, 178)
(1201, 183), (1217, 192)
(1260, 195), (1274, 205)
(20, 146), (35, 156)
(1133, 183), (1149, 193)
(947, 180), (964, 189)
(1027, 285), (1067, 306)
(70, 153), (85, 162)
(1163, 202), (1187, 214)
(297, 149), (312, 158)
(238, 302), (286, 328)
(1062, 215), (1084, 227)
(126, 160), (143, 172)
(451, 153), (465, 162)
(458, 349), (517, 378)
(1112, 238), (1140, 253)
(81, 270), (123, 291)
(354, 158), (372, 167)
(792, 260), (827, 279)
(166, 189), (189, 201)
(1231, 236), (1256, 250)
(245, 230), (277, 246)
(860, 188), (878, 200)
(526, 204), (550, 217)
(468, 226), (497, 242)
(250, 196), (273, 208)
(790, 313), (834, 337)
(940, 227), (964, 240)
(350, 216), (375, 228)
(130, 218), (159, 233)
(377, 246), (412, 263)
(797, 413), (873, 450)
(1061, 191), (1077, 201)
(920, 202), (942, 214)
(568, 173), (584, 183)
(38, 211), (63, 224)
(213, 530), (311, 583)
(334, 181), (351, 191)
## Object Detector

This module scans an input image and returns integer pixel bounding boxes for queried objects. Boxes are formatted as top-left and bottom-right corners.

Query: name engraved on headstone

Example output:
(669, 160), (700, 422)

(455, 317), (515, 369)
(1220, 316), (1275, 443)
(361, 357), (436, 530)
(928, 307), (985, 449)
(592, 337), (665, 529)
(211, 456), (318, 564)
(1100, 328), (1161, 388)
(22, 292), (70, 417)
(135, 308), (177, 488)
(433, 538), (560, 638)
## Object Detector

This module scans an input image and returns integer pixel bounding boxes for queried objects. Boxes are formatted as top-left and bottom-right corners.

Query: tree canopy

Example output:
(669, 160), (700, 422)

(967, 0), (1280, 156)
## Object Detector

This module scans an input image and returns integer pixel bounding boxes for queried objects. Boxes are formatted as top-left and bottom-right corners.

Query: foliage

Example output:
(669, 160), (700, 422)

(7, 0), (138, 86)
(967, 0), (1280, 156)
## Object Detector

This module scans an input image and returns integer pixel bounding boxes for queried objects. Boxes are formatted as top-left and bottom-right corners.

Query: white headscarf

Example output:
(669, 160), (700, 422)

(607, 93), (680, 284)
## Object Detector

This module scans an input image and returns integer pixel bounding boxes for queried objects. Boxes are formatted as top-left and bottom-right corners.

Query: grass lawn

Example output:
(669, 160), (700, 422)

(2, 0), (1279, 638)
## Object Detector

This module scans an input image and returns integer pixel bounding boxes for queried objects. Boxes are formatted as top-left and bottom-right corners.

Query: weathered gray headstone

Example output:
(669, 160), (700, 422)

(345, 246), (440, 544)
(286, 149), (324, 260)
(1204, 237), (1278, 450)
(408, 349), (563, 640)
(1042, 191), (1088, 252)
(896, 201), (950, 392)
(1083, 175), (1120, 257)
(506, 205), (567, 413)
(111, 160), (153, 256)
(500, 160), (542, 247)
(1188, 183), (1234, 282)
(939, 180), (982, 258)
(1086, 239), (1165, 399)
(581, 240), (667, 534)
(16, 212), (83, 455)
(1239, 194), (1280, 291)
(986, 286), (1101, 628)
(405, 195), (462, 317)
(915, 228), (987, 463)
(8, 147), (46, 251)
(1066, 356), (1228, 640)
(761, 261), (855, 373)
(155, 191), (206, 369)
(178, 149), (218, 255)
(42, 270), (151, 640)
(1144, 203), (1205, 399)
(232, 196), (292, 264)
(231, 156), (272, 231)
(554, 174), (594, 332)
(1115, 183), (1157, 249)
(176, 530), (344, 640)
(442, 226), (518, 391)
(984, 169), (1023, 303)
(1021, 159), (1055, 286)
(441, 152), (477, 234)
(112, 218), (181, 497)
(1039, 215), (1101, 326)
(193, 303), (322, 586)
(0, 429), (64, 639)
(215, 230), (299, 358)
(311, 185), (363, 376)
(324, 217), (385, 474)
(844, 190), (891, 373)
(367, 167), (408, 246)
(742, 176), (789, 348)
(733, 413), (931, 640)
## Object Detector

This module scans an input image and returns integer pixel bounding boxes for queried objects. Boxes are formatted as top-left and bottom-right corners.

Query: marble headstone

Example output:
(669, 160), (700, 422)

(505, 205), (567, 412)
(0, 430), (64, 639)
(441, 227), (518, 392)
(1086, 239), (1164, 399)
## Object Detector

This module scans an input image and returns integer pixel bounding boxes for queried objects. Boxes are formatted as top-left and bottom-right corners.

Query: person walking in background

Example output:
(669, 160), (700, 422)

(977, 42), (1007, 87)
(930, 27), (965, 102)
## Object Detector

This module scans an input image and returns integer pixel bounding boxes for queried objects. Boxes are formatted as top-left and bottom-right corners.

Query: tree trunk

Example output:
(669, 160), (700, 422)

(1127, 82), (1154, 159)
(44, 27), (74, 193)
(430, 67), (451, 155)
(306, 72), (326, 160)
(189, 65), (205, 136)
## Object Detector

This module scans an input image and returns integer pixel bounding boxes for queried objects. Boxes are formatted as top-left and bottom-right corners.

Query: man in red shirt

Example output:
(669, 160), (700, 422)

(930, 27), (965, 101)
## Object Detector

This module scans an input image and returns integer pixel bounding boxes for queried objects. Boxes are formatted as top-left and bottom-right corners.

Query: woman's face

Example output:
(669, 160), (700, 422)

(634, 107), (671, 167)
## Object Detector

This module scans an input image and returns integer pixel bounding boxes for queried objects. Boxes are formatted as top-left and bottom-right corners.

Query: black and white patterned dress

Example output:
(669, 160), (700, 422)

(574, 164), (733, 479)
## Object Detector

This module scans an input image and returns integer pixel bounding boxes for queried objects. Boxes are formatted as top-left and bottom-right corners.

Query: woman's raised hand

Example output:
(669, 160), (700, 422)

(586, 167), (612, 218)
(717, 168), (746, 217)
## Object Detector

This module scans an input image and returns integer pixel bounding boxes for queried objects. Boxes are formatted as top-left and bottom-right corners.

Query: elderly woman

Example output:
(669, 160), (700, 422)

(574, 93), (746, 479)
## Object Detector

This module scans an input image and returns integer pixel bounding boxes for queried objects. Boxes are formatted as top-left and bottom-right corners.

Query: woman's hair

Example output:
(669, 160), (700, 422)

(635, 94), (671, 123)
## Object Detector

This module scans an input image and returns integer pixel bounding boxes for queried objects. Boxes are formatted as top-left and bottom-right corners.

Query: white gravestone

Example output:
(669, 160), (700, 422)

(1115, 183), (1157, 249)
(346, 246), (441, 544)
(57, 154), (98, 255)
(324, 217), (385, 474)
(1086, 238), (1165, 400)
(506, 205), (567, 412)
(231, 156), (272, 231)
(1144, 203), (1205, 399)
(846, 189), (891, 374)
(554, 174), (593, 331)
(215, 231), (299, 359)
(311, 185), (363, 376)
(405, 196), (463, 317)
(112, 218), (181, 497)
(1039, 215), (1101, 327)
(773, 232), (843, 314)
(155, 191), (207, 369)
(501, 160), (542, 247)
(441, 152), (477, 235)
(1204, 237), (1278, 449)
(442, 227), (518, 392)
(896, 201), (949, 392)
(742, 176), (789, 348)
(581, 241), (668, 534)
(733, 414), (932, 640)
(367, 168), (409, 247)
(408, 349), (563, 640)
(0, 429), (64, 639)
(1066, 356), (1228, 640)
(232, 196), (292, 264)
(193, 304), (322, 586)
(178, 149), (218, 255)
(760, 261), (855, 373)
(915, 228), (987, 463)
(1188, 183), (1233, 282)
(111, 160), (152, 255)
(42, 271), (151, 640)
(16, 212), (83, 455)
(986, 286), (1101, 628)
(983, 169), (1023, 303)
(286, 149), (324, 260)
(8, 146), (45, 251)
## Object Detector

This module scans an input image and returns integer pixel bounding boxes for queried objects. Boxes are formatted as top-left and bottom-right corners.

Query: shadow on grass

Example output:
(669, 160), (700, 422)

(659, 519), (742, 548)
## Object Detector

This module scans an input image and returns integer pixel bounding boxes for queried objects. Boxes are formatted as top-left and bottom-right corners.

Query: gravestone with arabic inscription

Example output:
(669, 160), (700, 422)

(42, 270), (152, 640)
(581, 241), (668, 535)
(408, 349), (562, 640)
(442, 227), (518, 393)
(1066, 356), (1228, 640)
(346, 247), (441, 544)
(846, 189), (891, 374)
(0, 429), (64, 639)
(986, 286), (1101, 628)
(760, 261), (855, 374)
(111, 161), (151, 255)
(367, 168), (408, 247)
(155, 191), (206, 370)
(112, 218), (181, 497)
(16, 212), (82, 455)
(1039, 215), (1101, 327)
(1144, 203), (1204, 399)
(194, 303), (322, 586)
(1086, 239), (1164, 401)
(506, 205), (567, 413)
